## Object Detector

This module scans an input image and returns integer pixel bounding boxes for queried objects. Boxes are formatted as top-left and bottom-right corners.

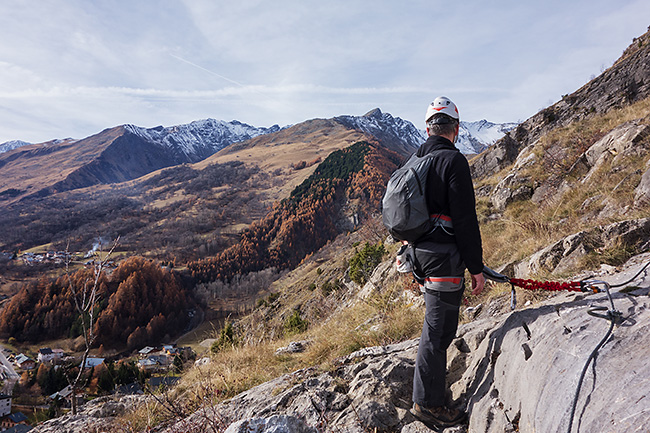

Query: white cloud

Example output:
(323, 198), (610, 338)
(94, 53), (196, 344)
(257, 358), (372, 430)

(0, 0), (649, 142)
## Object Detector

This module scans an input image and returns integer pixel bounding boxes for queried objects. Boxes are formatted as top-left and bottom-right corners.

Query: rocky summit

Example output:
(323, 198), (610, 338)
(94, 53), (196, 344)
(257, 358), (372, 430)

(32, 253), (650, 433)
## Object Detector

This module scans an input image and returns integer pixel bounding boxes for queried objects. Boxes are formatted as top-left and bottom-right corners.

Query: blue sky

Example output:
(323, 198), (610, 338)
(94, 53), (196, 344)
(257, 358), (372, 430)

(1, 0), (649, 144)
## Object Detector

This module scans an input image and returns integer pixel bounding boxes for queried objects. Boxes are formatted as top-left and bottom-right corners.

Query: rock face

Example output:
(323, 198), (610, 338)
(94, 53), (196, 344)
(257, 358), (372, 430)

(153, 256), (650, 433)
(32, 395), (146, 432)
(225, 415), (318, 433)
(490, 172), (534, 211)
(456, 285), (650, 433)
(480, 116), (650, 216)
(511, 218), (650, 277)
(162, 340), (422, 433)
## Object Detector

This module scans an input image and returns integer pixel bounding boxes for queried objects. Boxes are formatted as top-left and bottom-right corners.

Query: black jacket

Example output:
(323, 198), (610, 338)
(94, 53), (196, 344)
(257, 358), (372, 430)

(415, 135), (484, 275)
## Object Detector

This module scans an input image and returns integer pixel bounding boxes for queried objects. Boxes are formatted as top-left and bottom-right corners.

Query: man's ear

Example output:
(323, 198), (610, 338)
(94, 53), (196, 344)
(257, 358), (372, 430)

(426, 127), (430, 137)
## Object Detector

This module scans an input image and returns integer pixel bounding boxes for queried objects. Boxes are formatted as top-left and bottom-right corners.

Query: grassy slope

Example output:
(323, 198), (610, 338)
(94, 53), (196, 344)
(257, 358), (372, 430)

(200, 119), (368, 207)
(476, 97), (650, 276)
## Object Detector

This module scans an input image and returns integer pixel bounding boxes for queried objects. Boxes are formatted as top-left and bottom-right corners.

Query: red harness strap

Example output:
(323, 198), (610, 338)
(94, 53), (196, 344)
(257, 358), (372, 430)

(425, 276), (462, 284)
(429, 213), (452, 222)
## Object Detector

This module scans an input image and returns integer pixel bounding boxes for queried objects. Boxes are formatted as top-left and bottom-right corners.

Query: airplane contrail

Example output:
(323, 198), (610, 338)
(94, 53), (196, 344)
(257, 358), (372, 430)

(169, 53), (246, 88)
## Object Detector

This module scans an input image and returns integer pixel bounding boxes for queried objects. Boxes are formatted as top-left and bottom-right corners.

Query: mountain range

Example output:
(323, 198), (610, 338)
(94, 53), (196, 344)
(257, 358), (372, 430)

(0, 111), (513, 160)
(0, 110), (514, 206)
(457, 119), (519, 154)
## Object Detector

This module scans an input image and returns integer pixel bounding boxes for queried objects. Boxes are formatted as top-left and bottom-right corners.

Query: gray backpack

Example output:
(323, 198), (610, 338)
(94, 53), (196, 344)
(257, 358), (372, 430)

(382, 152), (437, 242)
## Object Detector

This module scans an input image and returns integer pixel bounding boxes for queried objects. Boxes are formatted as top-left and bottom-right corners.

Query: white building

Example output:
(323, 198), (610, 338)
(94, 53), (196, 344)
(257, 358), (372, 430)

(0, 394), (11, 417)
(81, 357), (105, 369)
(37, 348), (54, 363)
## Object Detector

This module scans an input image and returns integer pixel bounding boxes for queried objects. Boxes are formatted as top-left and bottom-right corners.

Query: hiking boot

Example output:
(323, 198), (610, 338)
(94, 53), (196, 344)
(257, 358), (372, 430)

(410, 402), (467, 428)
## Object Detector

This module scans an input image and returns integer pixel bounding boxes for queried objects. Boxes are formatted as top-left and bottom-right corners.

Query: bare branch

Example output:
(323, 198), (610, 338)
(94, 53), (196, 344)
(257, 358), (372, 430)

(64, 236), (120, 415)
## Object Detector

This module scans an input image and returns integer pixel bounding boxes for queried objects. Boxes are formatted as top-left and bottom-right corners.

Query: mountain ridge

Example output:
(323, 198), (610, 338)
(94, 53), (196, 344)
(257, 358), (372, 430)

(0, 110), (514, 205)
(472, 28), (650, 179)
(1, 112), (515, 158)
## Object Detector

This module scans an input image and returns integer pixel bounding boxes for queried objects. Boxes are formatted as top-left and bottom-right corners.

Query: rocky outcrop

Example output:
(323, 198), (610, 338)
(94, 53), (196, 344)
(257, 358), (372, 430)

(482, 116), (650, 215)
(634, 159), (650, 207)
(581, 119), (650, 183)
(470, 133), (521, 179)
(490, 172), (534, 211)
(155, 254), (650, 433)
(32, 395), (146, 432)
(456, 259), (650, 433)
(512, 218), (650, 277)
(161, 339), (440, 433)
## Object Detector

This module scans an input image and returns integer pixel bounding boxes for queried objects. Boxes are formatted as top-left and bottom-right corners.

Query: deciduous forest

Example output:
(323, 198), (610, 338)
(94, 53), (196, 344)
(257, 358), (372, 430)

(0, 257), (191, 348)
(187, 141), (401, 283)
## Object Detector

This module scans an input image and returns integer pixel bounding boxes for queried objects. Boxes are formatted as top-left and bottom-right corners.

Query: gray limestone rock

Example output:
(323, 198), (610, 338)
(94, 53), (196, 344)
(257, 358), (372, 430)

(31, 395), (147, 432)
(513, 218), (650, 277)
(274, 340), (311, 356)
(490, 173), (534, 211)
(224, 415), (317, 433)
(634, 161), (650, 207)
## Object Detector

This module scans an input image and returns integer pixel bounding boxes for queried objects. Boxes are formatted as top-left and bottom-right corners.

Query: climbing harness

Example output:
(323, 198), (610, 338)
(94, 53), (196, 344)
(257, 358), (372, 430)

(481, 262), (650, 433)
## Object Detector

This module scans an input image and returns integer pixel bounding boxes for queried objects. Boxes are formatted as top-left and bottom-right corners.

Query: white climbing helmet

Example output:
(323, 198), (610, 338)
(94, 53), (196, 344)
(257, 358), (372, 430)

(425, 96), (459, 123)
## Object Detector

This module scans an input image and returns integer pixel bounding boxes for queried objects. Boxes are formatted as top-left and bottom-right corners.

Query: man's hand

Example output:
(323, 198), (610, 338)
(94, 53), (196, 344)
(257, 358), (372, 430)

(471, 272), (486, 296)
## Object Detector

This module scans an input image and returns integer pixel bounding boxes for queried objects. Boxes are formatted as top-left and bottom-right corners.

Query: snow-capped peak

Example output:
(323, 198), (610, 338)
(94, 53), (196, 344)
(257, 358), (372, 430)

(335, 108), (517, 155)
(456, 120), (519, 154)
(335, 108), (426, 153)
(124, 119), (282, 161)
(0, 140), (32, 154)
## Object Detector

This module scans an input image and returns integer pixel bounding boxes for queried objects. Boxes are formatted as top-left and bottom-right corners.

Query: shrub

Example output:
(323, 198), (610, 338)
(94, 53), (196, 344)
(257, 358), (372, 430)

(211, 321), (236, 354)
(349, 242), (386, 284)
(284, 309), (308, 335)
(256, 292), (280, 309)
(321, 279), (342, 296)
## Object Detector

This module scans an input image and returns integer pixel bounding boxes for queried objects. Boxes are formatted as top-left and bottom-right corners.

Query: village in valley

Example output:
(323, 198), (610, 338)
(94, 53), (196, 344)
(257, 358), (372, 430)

(0, 342), (196, 431)
(0, 239), (208, 431)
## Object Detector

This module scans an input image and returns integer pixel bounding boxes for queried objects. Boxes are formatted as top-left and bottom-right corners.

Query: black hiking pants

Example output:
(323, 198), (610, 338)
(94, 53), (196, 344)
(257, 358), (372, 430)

(413, 286), (464, 408)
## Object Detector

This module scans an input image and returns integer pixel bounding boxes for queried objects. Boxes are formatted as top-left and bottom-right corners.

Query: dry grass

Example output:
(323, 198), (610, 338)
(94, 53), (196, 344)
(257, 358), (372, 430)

(480, 97), (650, 271)
(481, 201), (557, 268)
(304, 279), (424, 368)
(118, 261), (424, 431)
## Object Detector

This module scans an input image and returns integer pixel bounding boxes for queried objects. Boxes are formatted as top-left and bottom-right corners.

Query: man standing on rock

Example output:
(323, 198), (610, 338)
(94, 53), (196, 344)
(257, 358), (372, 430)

(407, 96), (486, 428)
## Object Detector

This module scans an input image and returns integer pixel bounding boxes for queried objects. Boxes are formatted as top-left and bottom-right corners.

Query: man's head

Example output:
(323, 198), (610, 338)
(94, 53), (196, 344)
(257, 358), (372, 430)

(425, 96), (459, 142)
